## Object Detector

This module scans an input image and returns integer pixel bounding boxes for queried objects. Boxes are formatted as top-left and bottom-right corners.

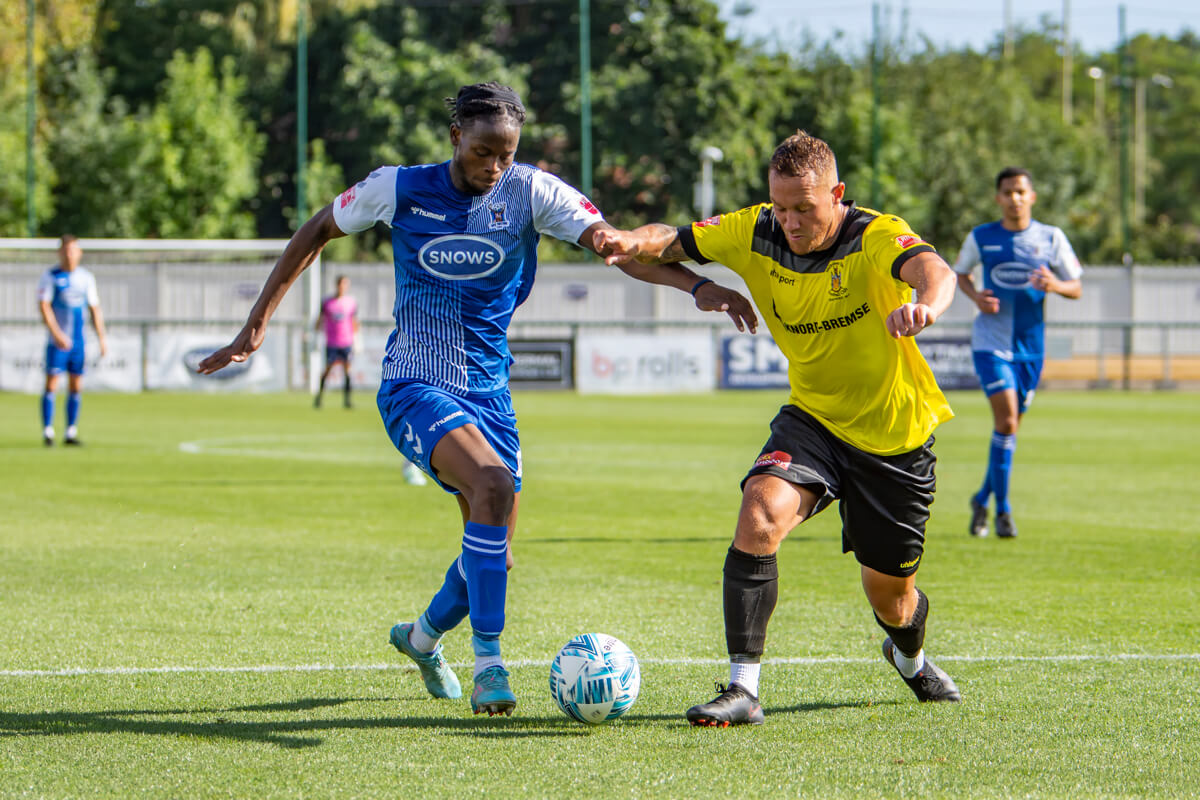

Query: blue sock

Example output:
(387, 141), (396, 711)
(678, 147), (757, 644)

(973, 470), (991, 507)
(461, 521), (508, 639)
(41, 392), (55, 428)
(988, 432), (1017, 514)
(423, 556), (470, 635)
(66, 392), (81, 428)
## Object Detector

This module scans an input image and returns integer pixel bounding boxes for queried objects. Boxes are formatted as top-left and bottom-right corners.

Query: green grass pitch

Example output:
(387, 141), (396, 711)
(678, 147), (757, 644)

(1, 388), (1197, 798)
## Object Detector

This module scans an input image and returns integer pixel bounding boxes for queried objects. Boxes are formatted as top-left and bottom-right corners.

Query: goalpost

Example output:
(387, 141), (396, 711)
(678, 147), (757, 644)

(0, 238), (324, 393)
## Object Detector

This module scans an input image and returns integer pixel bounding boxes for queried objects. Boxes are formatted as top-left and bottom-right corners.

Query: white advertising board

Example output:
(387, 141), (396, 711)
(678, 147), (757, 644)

(0, 330), (143, 393)
(576, 332), (714, 394)
(146, 332), (287, 392)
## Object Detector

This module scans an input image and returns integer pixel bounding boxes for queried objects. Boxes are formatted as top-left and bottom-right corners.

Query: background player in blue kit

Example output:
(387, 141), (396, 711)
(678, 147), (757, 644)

(953, 167), (1082, 538)
(197, 82), (756, 717)
(37, 235), (109, 446)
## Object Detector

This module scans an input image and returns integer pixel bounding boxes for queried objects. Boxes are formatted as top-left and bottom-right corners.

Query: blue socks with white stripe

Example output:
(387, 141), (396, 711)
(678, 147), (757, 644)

(412, 522), (508, 674)
(975, 431), (1017, 513)
(67, 392), (81, 428)
(42, 392), (55, 429)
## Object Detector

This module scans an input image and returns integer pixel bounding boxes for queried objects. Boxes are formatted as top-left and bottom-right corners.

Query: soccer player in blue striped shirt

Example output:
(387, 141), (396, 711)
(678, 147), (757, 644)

(199, 82), (756, 716)
(953, 167), (1082, 539)
(38, 235), (109, 446)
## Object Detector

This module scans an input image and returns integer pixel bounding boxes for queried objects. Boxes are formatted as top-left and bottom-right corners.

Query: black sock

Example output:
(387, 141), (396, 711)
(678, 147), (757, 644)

(343, 374), (352, 402)
(874, 588), (929, 657)
(723, 546), (779, 660)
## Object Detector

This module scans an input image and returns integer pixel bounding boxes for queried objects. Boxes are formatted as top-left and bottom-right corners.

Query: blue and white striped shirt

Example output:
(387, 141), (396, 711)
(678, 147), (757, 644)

(332, 161), (602, 395)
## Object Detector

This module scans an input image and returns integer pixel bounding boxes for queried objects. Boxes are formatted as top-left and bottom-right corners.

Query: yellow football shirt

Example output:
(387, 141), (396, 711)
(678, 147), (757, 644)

(679, 202), (953, 455)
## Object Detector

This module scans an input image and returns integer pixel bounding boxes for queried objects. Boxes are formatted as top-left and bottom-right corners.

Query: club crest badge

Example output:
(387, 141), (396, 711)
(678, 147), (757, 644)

(488, 201), (509, 231)
(828, 261), (849, 299)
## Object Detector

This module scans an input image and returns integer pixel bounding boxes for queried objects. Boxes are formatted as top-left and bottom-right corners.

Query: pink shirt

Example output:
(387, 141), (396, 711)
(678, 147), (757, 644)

(321, 295), (357, 348)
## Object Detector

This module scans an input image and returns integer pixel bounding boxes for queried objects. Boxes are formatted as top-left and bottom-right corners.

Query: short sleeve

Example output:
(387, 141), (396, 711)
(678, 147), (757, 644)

(1049, 227), (1083, 280)
(678, 206), (760, 276)
(332, 166), (399, 235)
(36, 271), (54, 303)
(530, 170), (604, 245)
(952, 231), (981, 274)
(84, 270), (100, 307)
(863, 215), (937, 281)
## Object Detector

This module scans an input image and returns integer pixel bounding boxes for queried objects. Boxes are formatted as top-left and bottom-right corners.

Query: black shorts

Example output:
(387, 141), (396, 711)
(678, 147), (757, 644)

(743, 405), (936, 578)
(325, 346), (352, 365)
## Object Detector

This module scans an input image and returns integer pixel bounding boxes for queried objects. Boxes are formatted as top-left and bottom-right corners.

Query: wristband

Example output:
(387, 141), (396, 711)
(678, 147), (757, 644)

(689, 278), (714, 296)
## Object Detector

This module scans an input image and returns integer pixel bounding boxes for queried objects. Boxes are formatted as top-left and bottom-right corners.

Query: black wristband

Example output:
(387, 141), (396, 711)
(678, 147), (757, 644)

(689, 278), (714, 296)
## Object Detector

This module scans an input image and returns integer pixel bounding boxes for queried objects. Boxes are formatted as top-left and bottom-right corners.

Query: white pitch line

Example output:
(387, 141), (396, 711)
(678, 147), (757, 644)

(1, 653), (1196, 679)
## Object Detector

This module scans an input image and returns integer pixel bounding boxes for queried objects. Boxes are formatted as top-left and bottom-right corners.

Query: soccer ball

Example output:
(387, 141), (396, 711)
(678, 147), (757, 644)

(549, 633), (641, 724)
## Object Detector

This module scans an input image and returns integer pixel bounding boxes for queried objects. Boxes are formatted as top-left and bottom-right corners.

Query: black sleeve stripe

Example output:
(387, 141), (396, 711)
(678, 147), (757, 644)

(891, 244), (936, 280)
(676, 225), (711, 265)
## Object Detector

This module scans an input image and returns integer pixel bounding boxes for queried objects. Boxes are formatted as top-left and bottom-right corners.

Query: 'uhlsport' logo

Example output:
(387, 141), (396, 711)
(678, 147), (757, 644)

(417, 235), (505, 281)
(990, 261), (1033, 290)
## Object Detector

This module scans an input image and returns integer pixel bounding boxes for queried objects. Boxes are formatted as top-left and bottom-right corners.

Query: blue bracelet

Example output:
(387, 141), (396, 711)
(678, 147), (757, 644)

(690, 278), (714, 296)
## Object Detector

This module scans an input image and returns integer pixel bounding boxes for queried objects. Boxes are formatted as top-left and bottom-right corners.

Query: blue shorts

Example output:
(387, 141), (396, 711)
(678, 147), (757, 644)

(46, 342), (85, 376)
(377, 379), (522, 495)
(973, 352), (1042, 414)
(325, 346), (352, 365)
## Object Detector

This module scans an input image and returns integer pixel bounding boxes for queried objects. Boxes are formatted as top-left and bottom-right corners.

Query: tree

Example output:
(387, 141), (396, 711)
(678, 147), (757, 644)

(128, 48), (263, 238)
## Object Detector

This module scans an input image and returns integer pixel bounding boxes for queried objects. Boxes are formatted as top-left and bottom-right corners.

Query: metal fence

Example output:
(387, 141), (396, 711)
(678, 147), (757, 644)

(3, 237), (1198, 390)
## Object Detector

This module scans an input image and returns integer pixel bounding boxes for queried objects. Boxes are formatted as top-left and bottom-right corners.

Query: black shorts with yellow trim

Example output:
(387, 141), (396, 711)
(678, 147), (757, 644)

(742, 405), (936, 578)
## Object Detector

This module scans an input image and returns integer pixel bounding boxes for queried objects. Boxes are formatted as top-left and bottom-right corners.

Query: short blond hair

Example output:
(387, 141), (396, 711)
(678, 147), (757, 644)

(769, 130), (838, 182)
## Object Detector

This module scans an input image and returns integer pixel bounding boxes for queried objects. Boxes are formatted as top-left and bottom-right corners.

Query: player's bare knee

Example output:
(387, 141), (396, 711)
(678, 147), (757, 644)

(469, 465), (515, 521)
(735, 496), (795, 553)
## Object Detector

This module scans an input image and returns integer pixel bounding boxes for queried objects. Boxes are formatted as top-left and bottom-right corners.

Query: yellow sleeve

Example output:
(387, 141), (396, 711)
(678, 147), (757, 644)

(863, 213), (938, 282)
(676, 205), (763, 278)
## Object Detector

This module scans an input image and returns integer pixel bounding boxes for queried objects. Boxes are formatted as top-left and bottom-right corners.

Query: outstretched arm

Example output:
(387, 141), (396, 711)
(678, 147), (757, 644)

(198, 204), (345, 373)
(888, 252), (958, 338)
(580, 221), (757, 333)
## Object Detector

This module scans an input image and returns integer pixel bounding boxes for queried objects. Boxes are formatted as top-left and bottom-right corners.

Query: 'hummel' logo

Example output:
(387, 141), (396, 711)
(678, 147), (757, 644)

(411, 206), (447, 221)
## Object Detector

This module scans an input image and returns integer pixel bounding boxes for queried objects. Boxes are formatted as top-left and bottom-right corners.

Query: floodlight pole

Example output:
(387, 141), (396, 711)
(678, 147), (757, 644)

(296, 0), (320, 393)
(296, 0), (308, 224)
(1117, 5), (1131, 262)
(579, 0), (593, 199)
(869, 2), (880, 210)
(25, 0), (35, 237)
(1061, 0), (1072, 124)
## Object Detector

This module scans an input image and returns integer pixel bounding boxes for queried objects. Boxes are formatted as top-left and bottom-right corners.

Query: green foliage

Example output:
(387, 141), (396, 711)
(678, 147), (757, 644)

(11, 1), (1200, 261)
(0, 83), (54, 236)
(131, 48), (263, 238)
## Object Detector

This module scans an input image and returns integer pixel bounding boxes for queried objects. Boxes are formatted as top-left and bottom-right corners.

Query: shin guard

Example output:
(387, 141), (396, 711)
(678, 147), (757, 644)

(722, 547), (779, 660)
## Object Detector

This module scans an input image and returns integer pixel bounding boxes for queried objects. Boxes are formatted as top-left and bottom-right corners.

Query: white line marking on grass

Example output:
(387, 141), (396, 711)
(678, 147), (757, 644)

(2, 653), (1196, 679)
(178, 433), (396, 465)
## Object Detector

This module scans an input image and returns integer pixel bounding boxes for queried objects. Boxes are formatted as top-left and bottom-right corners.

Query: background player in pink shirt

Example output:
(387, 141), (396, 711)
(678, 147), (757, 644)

(315, 275), (426, 485)
(314, 275), (358, 409)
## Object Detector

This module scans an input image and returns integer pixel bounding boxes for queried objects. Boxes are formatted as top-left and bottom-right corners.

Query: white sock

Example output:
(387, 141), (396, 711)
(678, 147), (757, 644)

(473, 654), (503, 678)
(44, 426), (55, 438)
(66, 425), (78, 439)
(407, 624), (439, 654)
(892, 645), (925, 678)
(729, 661), (761, 696)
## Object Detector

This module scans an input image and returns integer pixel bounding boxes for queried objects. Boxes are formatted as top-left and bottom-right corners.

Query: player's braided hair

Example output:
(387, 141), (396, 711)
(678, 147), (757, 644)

(445, 82), (527, 128)
(769, 130), (838, 182)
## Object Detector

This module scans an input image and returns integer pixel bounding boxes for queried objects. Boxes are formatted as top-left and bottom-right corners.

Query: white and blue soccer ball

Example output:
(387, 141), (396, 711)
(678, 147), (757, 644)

(549, 633), (641, 724)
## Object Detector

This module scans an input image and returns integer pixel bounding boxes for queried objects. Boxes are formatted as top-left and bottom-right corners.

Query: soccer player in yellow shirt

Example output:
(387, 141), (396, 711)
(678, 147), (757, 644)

(594, 130), (962, 725)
